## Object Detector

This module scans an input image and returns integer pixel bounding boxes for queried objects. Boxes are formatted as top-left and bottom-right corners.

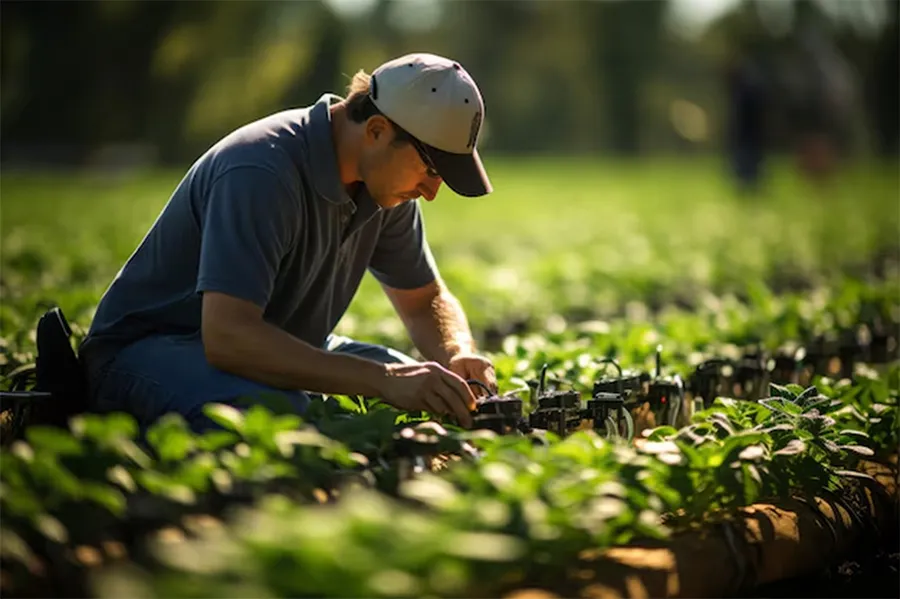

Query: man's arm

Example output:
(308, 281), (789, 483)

(367, 200), (496, 394)
(202, 291), (477, 424)
(380, 278), (473, 365)
(202, 291), (387, 396)
(382, 277), (497, 393)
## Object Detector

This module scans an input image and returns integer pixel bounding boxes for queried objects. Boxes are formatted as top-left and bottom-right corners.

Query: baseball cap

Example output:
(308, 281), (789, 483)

(369, 53), (492, 198)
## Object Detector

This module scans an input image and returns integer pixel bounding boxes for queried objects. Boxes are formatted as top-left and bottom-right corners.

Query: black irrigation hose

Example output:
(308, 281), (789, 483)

(594, 357), (625, 395)
(466, 379), (494, 398)
(537, 363), (574, 395)
(656, 344), (662, 379)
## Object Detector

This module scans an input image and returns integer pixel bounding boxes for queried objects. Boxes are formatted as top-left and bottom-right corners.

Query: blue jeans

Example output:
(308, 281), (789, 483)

(87, 332), (417, 433)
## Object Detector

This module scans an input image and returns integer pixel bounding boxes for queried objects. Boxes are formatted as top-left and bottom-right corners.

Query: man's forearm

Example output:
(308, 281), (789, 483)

(402, 288), (477, 366)
(205, 319), (386, 396)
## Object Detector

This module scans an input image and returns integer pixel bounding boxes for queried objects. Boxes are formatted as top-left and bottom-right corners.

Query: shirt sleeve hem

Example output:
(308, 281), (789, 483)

(196, 278), (269, 310)
(368, 268), (437, 290)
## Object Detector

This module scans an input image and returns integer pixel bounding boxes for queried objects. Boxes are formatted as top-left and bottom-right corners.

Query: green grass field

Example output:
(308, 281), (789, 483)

(1, 157), (898, 598)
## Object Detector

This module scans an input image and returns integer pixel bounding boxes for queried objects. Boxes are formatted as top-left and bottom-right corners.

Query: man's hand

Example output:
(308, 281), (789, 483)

(378, 362), (477, 427)
(448, 353), (497, 397)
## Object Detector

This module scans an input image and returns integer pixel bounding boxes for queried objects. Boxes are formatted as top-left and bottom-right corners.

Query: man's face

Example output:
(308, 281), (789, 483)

(359, 118), (443, 209)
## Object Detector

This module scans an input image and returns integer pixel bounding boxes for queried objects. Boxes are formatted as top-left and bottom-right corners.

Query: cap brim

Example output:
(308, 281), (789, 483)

(424, 145), (492, 197)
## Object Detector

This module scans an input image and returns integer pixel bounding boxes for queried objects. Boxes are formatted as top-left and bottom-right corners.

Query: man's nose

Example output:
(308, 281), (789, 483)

(420, 177), (442, 201)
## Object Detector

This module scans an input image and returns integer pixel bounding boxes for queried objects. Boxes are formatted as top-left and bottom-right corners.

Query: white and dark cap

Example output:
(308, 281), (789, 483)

(369, 53), (492, 198)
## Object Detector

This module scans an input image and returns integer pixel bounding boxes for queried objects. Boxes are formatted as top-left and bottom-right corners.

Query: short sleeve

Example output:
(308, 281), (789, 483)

(368, 200), (439, 289)
(197, 166), (299, 308)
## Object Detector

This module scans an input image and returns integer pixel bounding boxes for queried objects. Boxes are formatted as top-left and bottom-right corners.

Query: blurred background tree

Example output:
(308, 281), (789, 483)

(1, 0), (897, 170)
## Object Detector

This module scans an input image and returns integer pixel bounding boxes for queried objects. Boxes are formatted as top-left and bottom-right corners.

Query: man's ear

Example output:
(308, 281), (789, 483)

(365, 115), (389, 143)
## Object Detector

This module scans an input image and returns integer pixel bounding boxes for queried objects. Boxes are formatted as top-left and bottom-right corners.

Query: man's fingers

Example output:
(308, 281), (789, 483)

(468, 369), (497, 396)
(440, 370), (477, 409)
(437, 376), (475, 425)
(426, 386), (472, 428)
(466, 379), (492, 398)
(444, 378), (476, 425)
(450, 357), (497, 396)
(417, 371), (472, 427)
(482, 365), (498, 394)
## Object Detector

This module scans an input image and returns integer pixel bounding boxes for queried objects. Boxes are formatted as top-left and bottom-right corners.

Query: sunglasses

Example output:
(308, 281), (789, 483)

(409, 136), (441, 179)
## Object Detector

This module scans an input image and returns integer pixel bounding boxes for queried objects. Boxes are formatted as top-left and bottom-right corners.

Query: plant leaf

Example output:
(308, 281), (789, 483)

(769, 383), (797, 401)
(839, 444), (875, 457)
(838, 429), (870, 439)
(24, 427), (84, 456)
(795, 386), (819, 403)
(202, 404), (245, 433)
(786, 384), (805, 397)
(646, 426), (678, 441)
(738, 444), (766, 462)
(707, 412), (736, 436)
(773, 439), (806, 456)
(758, 423), (794, 434)
(801, 396), (840, 414)
(196, 430), (239, 452)
(817, 438), (841, 454)
(834, 469), (878, 482)
(759, 398), (802, 416)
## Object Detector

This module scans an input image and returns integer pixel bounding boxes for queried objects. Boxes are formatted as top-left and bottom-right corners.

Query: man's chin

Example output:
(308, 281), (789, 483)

(377, 196), (415, 209)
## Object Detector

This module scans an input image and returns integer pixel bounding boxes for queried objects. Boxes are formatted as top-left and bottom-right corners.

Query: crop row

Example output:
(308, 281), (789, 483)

(1, 344), (896, 598)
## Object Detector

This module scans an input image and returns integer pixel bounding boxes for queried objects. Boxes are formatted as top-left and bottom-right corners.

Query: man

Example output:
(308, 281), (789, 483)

(79, 52), (497, 433)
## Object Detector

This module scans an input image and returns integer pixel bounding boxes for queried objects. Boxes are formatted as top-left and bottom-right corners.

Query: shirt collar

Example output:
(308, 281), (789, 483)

(307, 93), (354, 206)
(306, 93), (383, 228)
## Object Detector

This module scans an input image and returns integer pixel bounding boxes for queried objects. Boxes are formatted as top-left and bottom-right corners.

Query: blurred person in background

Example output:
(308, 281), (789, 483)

(724, 38), (770, 195)
(79, 53), (497, 434)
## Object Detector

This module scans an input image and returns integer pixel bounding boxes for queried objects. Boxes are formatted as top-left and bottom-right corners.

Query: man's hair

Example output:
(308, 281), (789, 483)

(344, 69), (415, 145)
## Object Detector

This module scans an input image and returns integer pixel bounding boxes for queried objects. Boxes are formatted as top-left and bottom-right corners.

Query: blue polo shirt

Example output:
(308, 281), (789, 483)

(80, 94), (439, 376)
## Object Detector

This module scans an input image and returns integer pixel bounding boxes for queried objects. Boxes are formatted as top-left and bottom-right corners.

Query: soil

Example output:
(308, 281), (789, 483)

(743, 539), (900, 599)
(503, 543), (900, 599)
